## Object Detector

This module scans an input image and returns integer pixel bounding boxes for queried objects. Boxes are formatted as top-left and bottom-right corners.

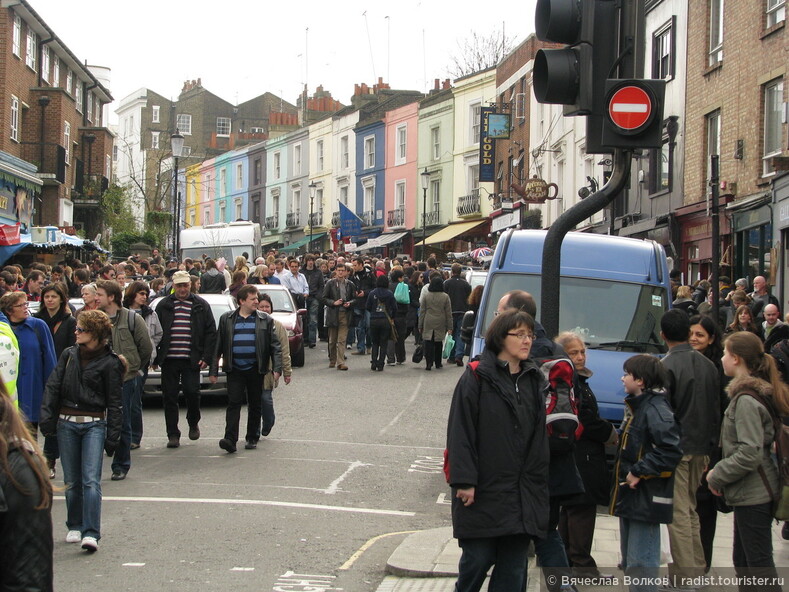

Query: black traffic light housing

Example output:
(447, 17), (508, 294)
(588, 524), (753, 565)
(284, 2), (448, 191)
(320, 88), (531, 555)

(601, 79), (666, 149)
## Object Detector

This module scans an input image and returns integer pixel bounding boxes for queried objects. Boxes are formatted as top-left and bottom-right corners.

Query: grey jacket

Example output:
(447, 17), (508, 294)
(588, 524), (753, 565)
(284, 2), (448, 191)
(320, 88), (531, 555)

(707, 375), (780, 507)
(110, 307), (153, 382)
(418, 290), (452, 341)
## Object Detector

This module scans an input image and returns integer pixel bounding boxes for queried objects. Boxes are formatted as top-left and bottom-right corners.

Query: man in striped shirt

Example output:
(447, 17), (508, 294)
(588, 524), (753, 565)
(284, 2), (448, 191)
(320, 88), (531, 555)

(210, 285), (282, 452)
(153, 271), (217, 448)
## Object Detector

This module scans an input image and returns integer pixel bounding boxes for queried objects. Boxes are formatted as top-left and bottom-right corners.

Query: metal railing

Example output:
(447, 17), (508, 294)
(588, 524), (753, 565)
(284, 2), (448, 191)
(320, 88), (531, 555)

(331, 211), (340, 227)
(456, 189), (481, 217)
(423, 208), (441, 226)
(286, 211), (301, 228)
(386, 206), (405, 228)
(308, 210), (322, 227)
(264, 214), (279, 230)
(362, 210), (376, 227)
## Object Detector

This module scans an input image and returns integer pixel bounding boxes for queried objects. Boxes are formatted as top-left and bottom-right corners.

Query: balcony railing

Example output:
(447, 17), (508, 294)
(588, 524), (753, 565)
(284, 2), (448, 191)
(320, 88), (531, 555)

(362, 210), (376, 227)
(457, 189), (481, 217)
(423, 208), (441, 226)
(331, 211), (340, 227)
(386, 206), (405, 228)
(264, 214), (279, 230)
(308, 210), (323, 227)
(286, 211), (301, 228)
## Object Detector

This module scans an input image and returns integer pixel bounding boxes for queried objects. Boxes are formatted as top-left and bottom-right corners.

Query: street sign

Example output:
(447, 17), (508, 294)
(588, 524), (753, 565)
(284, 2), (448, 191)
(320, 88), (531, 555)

(608, 85), (652, 131)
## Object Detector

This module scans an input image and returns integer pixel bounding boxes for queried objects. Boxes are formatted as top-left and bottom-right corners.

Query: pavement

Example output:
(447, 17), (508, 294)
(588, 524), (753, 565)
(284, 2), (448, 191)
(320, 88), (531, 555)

(376, 510), (789, 591)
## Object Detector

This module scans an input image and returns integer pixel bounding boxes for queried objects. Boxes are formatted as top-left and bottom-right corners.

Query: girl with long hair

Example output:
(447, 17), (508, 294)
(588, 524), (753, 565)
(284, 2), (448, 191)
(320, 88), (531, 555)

(726, 304), (764, 340)
(707, 331), (789, 590)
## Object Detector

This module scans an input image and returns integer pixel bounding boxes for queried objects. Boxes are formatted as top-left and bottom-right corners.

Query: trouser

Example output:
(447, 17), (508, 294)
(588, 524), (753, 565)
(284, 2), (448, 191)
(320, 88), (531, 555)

(161, 358), (201, 438)
(258, 388), (275, 436)
(619, 518), (660, 592)
(29, 422), (59, 463)
(306, 296), (320, 345)
(535, 498), (571, 592)
(131, 371), (146, 445)
(732, 502), (782, 592)
(111, 379), (136, 474)
(558, 503), (599, 574)
(369, 317), (390, 369)
(58, 418), (106, 540)
(455, 534), (533, 592)
(328, 312), (350, 365)
(386, 315), (407, 364)
(224, 368), (265, 444)
(452, 312), (465, 360)
(353, 309), (369, 353)
(424, 338), (443, 369)
(667, 454), (707, 579)
(695, 491), (718, 573)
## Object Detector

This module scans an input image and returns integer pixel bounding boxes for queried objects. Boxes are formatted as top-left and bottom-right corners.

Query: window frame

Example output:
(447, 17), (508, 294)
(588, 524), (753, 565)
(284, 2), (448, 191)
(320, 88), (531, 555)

(705, 109), (721, 192)
(762, 78), (784, 176)
(340, 135), (349, 169)
(176, 113), (192, 136)
(293, 144), (302, 175)
(10, 95), (19, 142)
(470, 102), (482, 144)
(236, 163), (243, 189)
(274, 152), (281, 179)
(25, 26), (36, 70)
(52, 57), (60, 87)
(431, 126), (441, 160)
(395, 180), (406, 210)
(364, 136), (375, 169)
(709, 0), (724, 67)
(41, 44), (50, 83)
(767, 0), (786, 28)
(66, 70), (73, 95)
(152, 105), (160, 123)
(151, 131), (160, 150)
(63, 121), (71, 166)
(316, 139), (324, 171)
(395, 124), (407, 165)
(219, 168), (227, 197)
(652, 17), (675, 81)
(12, 14), (21, 57)
(75, 82), (83, 114)
(216, 116), (231, 136)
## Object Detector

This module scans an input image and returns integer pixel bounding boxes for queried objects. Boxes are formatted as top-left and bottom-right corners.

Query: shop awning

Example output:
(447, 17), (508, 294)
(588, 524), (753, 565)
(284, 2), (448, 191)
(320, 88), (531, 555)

(414, 220), (486, 247)
(358, 231), (408, 251)
(0, 243), (28, 267)
(279, 232), (327, 252)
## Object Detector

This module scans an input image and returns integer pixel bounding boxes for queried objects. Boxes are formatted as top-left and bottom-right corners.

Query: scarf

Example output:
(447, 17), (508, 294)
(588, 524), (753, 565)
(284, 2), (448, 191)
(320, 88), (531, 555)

(38, 307), (69, 333)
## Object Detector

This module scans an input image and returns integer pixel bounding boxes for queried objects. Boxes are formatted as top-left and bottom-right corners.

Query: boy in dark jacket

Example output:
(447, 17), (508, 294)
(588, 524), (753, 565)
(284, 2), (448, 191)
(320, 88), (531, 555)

(611, 354), (682, 592)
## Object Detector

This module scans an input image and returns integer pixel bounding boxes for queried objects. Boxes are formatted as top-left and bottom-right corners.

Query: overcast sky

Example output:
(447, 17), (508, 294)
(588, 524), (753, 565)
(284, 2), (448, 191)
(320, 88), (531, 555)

(30, 0), (537, 123)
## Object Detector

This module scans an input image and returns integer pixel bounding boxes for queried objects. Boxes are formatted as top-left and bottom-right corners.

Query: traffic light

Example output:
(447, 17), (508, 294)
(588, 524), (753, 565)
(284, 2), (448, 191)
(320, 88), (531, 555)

(533, 0), (619, 153)
(601, 79), (666, 148)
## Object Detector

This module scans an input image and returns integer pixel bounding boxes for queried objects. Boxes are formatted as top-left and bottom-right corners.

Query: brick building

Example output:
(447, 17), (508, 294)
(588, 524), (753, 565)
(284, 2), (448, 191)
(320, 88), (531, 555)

(0, 0), (113, 236)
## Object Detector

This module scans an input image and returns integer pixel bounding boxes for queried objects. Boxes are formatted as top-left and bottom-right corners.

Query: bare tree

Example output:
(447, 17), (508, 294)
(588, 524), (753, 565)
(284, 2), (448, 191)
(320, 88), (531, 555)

(448, 28), (515, 79)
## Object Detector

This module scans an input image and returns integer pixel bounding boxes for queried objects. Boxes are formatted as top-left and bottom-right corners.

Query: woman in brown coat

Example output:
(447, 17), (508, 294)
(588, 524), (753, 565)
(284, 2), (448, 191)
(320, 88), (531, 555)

(418, 275), (452, 370)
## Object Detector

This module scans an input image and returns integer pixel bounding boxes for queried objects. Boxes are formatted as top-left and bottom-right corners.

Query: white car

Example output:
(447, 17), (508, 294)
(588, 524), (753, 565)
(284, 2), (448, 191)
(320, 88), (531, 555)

(143, 293), (236, 398)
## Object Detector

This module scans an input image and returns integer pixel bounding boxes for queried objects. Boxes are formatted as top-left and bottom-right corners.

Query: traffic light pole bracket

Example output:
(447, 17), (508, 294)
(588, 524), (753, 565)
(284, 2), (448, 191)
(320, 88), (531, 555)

(540, 148), (632, 338)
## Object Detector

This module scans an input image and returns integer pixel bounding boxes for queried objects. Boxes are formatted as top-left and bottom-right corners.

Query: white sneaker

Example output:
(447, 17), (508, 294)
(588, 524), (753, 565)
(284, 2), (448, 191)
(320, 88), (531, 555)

(81, 536), (98, 552)
(66, 530), (81, 543)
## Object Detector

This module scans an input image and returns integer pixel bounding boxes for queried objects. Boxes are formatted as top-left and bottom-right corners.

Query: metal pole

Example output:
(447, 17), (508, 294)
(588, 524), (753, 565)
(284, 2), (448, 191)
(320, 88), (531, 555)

(309, 194), (314, 255)
(710, 154), (720, 324)
(541, 148), (632, 338)
(421, 186), (427, 261)
(173, 155), (178, 259)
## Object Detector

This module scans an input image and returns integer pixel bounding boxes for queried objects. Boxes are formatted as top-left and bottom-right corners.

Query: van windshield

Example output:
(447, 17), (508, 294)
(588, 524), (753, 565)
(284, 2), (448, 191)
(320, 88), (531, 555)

(480, 274), (667, 353)
(181, 246), (252, 262)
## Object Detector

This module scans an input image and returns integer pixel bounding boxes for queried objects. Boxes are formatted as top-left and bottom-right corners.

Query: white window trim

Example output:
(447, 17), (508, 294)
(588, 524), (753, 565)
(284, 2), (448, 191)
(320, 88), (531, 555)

(317, 140), (324, 171)
(12, 14), (21, 57)
(364, 135), (375, 169)
(41, 45), (50, 83)
(395, 180), (406, 209)
(152, 105), (160, 123)
(340, 135), (349, 169)
(470, 101), (482, 145)
(66, 70), (73, 95)
(25, 27), (36, 71)
(216, 116), (231, 137)
(10, 95), (19, 142)
(236, 163), (243, 189)
(52, 57), (60, 87)
(219, 168), (227, 197)
(63, 121), (71, 166)
(709, 0), (724, 66)
(293, 144), (302, 176)
(151, 131), (160, 150)
(274, 152), (281, 179)
(763, 79), (784, 176)
(767, 0), (786, 27)
(176, 114), (192, 136)
(75, 83), (83, 114)
(431, 126), (441, 160)
(395, 124), (407, 165)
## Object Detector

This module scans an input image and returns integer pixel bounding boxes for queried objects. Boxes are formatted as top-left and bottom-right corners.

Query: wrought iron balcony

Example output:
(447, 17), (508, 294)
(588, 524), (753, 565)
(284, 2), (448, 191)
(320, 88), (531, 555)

(386, 206), (405, 228)
(362, 210), (376, 227)
(331, 211), (340, 227)
(308, 210), (323, 227)
(423, 208), (441, 226)
(457, 189), (481, 217)
(286, 211), (301, 228)
(264, 214), (279, 230)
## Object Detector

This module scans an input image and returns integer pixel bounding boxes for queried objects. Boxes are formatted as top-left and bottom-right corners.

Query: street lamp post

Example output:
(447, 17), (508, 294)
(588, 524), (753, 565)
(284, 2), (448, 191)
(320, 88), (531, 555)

(170, 130), (184, 259)
(420, 168), (430, 261)
(308, 180), (317, 254)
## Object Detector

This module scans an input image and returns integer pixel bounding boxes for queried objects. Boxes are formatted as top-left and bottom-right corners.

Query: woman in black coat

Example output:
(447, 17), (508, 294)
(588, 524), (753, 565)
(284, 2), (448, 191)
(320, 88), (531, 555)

(365, 274), (397, 371)
(386, 269), (409, 365)
(446, 310), (549, 591)
(555, 332), (618, 579)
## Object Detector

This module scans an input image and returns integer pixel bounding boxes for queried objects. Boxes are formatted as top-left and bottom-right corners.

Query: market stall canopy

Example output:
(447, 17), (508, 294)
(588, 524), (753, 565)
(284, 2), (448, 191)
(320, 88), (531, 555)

(356, 231), (408, 251)
(279, 232), (327, 252)
(413, 220), (487, 247)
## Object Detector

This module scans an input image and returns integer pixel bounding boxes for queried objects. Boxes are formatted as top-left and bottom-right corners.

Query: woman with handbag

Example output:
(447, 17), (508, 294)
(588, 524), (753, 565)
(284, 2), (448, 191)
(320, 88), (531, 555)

(418, 275), (452, 371)
(366, 274), (397, 372)
(707, 331), (789, 591)
(386, 269), (410, 365)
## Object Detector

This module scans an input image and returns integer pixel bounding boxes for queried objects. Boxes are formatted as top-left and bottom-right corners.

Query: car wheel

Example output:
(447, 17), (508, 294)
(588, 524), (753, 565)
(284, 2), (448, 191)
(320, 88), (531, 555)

(291, 343), (305, 367)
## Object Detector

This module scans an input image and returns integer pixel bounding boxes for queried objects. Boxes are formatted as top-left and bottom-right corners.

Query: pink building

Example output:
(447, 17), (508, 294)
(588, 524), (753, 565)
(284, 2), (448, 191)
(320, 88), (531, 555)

(384, 102), (420, 239)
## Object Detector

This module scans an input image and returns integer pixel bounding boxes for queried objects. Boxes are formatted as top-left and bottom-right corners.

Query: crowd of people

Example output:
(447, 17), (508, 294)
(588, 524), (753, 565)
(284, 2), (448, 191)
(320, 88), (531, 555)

(3, 249), (789, 592)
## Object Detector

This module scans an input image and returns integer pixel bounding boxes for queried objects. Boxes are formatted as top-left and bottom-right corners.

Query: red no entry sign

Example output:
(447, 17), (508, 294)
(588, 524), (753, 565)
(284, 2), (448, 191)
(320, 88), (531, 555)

(608, 85), (653, 131)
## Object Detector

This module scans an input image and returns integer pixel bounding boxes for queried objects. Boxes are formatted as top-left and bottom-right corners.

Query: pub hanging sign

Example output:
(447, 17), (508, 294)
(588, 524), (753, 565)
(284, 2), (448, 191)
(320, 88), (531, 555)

(511, 176), (559, 204)
(479, 107), (496, 182)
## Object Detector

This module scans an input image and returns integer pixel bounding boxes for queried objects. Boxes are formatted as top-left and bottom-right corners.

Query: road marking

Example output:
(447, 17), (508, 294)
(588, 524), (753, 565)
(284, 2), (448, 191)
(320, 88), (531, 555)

(138, 438), (443, 451)
(339, 531), (418, 570)
(54, 495), (415, 517)
(122, 563), (146, 567)
(274, 571), (339, 591)
(379, 377), (423, 436)
(230, 567), (255, 572)
(408, 455), (444, 474)
(325, 460), (369, 494)
(437, 493), (452, 505)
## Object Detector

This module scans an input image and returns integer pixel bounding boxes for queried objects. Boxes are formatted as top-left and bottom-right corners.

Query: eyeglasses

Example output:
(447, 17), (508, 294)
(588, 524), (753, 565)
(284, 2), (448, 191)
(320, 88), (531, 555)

(75, 327), (88, 333)
(12, 302), (29, 308)
(507, 332), (535, 341)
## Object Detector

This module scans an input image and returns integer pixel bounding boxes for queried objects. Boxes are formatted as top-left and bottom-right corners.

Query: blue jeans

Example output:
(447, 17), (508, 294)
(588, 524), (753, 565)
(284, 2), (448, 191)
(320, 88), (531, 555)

(354, 309), (370, 353)
(112, 379), (136, 474)
(619, 518), (660, 592)
(536, 529), (571, 592)
(258, 388), (275, 437)
(306, 296), (320, 345)
(452, 313), (465, 360)
(131, 373), (145, 445)
(58, 418), (106, 540)
(455, 534), (533, 592)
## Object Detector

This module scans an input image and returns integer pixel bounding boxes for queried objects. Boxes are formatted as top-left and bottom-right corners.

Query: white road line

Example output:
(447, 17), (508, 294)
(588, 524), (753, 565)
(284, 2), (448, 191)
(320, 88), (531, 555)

(379, 377), (423, 436)
(230, 567), (255, 572)
(138, 438), (442, 451)
(122, 563), (146, 567)
(324, 460), (369, 494)
(53, 495), (415, 517)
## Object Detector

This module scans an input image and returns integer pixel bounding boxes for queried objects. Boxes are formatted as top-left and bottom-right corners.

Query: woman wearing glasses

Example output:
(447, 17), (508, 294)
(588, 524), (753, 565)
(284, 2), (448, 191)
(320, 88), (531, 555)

(39, 310), (124, 552)
(446, 309), (550, 592)
(0, 291), (56, 446)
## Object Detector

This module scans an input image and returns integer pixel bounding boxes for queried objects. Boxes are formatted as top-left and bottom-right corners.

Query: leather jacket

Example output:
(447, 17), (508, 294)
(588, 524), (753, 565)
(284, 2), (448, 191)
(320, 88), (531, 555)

(154, 293), (217, 368)
(209, 309), (283, 376)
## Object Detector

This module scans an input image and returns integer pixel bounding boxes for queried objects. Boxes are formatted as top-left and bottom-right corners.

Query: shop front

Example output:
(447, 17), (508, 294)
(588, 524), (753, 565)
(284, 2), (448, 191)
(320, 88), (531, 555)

(728, 193), (772, 285)
(675, 196), (733, 285)
(772, 173), (789, 309)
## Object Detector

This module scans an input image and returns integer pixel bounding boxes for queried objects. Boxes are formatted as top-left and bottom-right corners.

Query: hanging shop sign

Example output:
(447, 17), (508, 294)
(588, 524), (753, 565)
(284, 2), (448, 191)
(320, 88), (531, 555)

(511, 176), (559, 204)
(479, 107), (496, 182)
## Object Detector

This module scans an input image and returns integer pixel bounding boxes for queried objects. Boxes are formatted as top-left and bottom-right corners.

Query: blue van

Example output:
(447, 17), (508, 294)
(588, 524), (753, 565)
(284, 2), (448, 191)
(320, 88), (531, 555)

(471, 229), (671, 425)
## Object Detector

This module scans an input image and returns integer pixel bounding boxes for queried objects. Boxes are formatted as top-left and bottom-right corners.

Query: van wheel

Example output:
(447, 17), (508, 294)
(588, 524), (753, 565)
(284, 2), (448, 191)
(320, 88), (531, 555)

(291, 344), (305, 367)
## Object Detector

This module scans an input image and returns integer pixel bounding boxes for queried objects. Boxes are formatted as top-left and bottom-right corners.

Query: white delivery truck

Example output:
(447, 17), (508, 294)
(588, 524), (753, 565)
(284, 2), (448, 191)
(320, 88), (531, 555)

(179, 221), (261, 263)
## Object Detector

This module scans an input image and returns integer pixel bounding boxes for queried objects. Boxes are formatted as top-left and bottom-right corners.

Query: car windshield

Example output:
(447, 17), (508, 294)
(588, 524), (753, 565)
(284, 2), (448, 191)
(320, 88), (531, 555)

(480, 273), (667, 353)
(257, 289), (294, 313)
(209, 301), (233, 327)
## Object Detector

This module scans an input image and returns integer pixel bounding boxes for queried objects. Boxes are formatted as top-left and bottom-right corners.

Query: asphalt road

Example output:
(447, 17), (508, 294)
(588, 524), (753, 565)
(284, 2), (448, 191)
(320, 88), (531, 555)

(50, 339), (463, 592)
